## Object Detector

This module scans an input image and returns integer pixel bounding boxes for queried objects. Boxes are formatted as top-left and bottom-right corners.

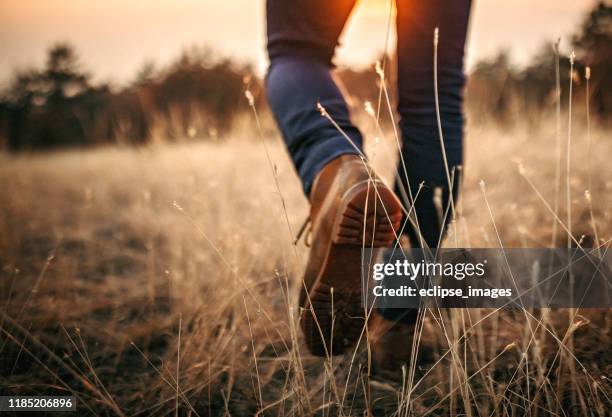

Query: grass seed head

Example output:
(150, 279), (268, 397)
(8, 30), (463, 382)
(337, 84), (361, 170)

(375, 60), (384, 80)
(364, 101), (375, 117)
(316, 100), (328, 117)
(245, 90), (255, 107)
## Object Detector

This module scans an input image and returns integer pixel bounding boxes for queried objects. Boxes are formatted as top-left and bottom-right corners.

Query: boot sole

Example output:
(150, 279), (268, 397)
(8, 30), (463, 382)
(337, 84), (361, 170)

(301, 180), (403, 356)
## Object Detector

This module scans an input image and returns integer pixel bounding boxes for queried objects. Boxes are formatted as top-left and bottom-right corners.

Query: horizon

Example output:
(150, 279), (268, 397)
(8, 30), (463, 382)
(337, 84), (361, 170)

(0, 0), (598, 88)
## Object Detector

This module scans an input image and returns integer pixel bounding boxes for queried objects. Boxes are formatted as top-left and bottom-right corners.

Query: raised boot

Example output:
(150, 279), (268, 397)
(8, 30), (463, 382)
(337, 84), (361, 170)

(300, 155), (403, 356)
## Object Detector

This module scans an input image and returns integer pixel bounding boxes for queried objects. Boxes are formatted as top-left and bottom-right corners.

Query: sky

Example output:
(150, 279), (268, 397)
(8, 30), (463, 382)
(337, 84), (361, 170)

(0, 0), (598, 87)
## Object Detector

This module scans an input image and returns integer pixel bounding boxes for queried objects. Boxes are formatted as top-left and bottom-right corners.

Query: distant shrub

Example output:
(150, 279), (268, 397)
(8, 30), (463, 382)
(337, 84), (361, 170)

(0, 45), (258, 151)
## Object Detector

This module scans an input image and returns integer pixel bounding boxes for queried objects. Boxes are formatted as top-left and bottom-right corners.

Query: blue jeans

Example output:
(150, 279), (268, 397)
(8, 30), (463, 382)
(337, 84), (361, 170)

(266, 0), (471, 250)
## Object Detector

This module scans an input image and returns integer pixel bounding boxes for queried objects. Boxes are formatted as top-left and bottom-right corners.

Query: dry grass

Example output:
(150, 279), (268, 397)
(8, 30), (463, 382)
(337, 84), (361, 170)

(0, 118), (610, 416)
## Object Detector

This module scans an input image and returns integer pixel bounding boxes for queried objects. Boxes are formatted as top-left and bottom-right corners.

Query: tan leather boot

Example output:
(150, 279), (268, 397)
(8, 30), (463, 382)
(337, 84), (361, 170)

(299, 155), (403, 356)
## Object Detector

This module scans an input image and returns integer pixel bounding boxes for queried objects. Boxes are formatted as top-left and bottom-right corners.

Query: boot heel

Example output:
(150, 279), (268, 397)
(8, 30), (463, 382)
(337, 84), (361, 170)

(332, 181), (402, 247)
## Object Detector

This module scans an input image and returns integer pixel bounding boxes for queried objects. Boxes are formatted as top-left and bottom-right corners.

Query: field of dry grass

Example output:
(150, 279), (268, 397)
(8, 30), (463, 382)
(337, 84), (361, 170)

(0, 118), (610, 416)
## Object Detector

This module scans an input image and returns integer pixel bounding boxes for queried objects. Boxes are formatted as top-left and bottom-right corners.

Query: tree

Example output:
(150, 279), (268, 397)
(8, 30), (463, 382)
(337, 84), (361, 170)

(2, 43), (99, 149)
(573, 1), (612, 120)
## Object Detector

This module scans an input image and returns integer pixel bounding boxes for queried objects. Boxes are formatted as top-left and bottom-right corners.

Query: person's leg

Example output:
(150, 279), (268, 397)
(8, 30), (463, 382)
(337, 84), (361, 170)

(266, 0), (361, 195)
(266, 0), (404, 357)
(373, 0), (471, 347)
(395, 0), (471, 249)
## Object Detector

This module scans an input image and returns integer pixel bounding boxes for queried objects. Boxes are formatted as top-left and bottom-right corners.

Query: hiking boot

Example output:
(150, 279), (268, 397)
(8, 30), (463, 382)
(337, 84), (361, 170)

(299, 155), (403, 356)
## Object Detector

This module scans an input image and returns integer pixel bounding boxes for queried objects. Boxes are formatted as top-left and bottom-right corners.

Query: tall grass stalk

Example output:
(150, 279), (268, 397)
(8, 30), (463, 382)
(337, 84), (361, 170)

(245, 89), (296, 253)
(566, 51), (575, 250)
(564, 50), (577, 409)
(433, 27), (458, 249)
(551, 38), (562, 249)
(584, 67), (600, 256)
(175, 314), (182, 417)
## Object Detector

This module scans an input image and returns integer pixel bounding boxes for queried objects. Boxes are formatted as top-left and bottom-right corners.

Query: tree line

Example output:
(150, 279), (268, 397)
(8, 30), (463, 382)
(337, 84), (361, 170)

(0, 2), (609, 151)
(0, 46), (258, 151)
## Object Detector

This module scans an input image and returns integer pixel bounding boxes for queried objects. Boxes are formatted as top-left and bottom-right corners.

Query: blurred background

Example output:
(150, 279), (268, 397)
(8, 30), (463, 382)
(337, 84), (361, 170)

(0, 0), (609, 150)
